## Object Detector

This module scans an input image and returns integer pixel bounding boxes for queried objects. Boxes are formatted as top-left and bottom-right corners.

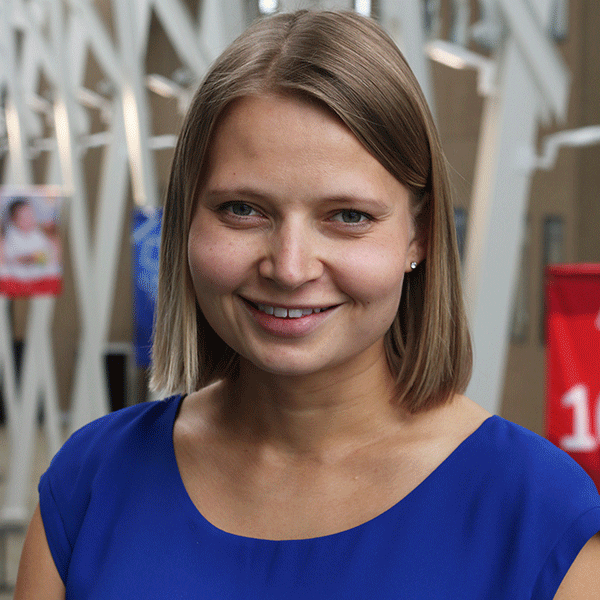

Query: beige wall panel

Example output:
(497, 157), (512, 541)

(502, 345), (546, 435)
(432, 62), (483, 142)
(441, 138), (481, 209)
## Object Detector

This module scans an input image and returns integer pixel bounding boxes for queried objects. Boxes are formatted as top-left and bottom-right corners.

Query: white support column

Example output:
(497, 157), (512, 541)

(377, 0), (436, 115)
(499, 0), (569, 120)
(135, 0), (154, 58)
(67, 2), (128, 431)
(277, 0), (353, 11)
(92, 98), (130, 356)
(51, 0), (111, 433)
(0, 0), (63, 523)
(0, 0), (285, 520)
(200, 0), (246, 62)
(157, 0), (211, 73)
(2, 297), (62, 521)
(2, 11), (30, 187)
(464, 42), (539, 415)
(464, 0), (570, 415)
(0, 0), (29, 451)
(69, 0), (122, 84)
(113, 0), (157, 207)
(450, 0), (470, 45)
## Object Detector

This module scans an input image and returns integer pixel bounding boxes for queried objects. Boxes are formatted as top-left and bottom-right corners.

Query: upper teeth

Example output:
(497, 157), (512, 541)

(256, 304), (325, 318)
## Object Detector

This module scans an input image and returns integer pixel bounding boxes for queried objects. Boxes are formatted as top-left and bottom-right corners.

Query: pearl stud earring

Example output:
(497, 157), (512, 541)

(410, 261), (418, 270)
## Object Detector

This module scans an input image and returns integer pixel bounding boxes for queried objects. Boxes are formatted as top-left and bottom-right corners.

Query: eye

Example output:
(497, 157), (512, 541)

(219, 202), (261, 218)
(228, 202), (257, 216)
(330, 209), (372, 224)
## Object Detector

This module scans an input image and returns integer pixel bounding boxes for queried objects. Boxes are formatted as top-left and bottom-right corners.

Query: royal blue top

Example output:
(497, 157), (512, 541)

(39, 395), (600, 599)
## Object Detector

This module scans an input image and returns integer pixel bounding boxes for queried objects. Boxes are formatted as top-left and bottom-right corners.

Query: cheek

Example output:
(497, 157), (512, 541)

(187, 227), (251, 295)
(336, 241), (406, 308)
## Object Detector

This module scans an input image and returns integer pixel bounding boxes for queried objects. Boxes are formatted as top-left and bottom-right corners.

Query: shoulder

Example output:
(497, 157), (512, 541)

(472, 416), (600, 598)
(48, 396), (182, 472)
(38, 396), (183, 581)
(479, 416), (600, 496)
(473, 416), (600, 513)
(436, 413), (600, 526)
(40, 395), (182, 521)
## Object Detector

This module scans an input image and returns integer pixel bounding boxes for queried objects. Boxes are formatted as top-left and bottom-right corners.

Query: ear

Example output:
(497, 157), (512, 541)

(405, 228), (427, 273)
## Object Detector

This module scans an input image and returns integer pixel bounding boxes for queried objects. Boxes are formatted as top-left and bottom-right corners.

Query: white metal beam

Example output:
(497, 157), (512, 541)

(497, 0), (570, 121)
(378, 0), (436, 117)
(67, 0), (122, 85)
(464, 0), (570, 415)
(0, 0), (27, 453)
(92, 99), (130, 359)
(199, 0), (246, 62)
(154, 0), (211, 76)
(114, 0), (158, 207)
(0, 0), (63, 523)
(0, 0), (364, 522)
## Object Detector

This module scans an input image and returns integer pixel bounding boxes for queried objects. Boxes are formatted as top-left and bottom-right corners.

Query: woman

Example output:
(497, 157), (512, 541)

(15, 10), (600, 599)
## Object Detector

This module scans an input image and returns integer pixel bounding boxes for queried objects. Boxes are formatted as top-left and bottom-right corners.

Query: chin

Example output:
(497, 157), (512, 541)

(238, 350), (333, 379)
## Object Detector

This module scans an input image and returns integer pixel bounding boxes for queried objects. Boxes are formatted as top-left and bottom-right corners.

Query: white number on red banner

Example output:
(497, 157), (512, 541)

(560, 384), (599, 452)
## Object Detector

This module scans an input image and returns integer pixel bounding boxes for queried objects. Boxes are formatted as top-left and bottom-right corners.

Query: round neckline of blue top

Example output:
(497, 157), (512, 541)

(166, 393), (499, 543)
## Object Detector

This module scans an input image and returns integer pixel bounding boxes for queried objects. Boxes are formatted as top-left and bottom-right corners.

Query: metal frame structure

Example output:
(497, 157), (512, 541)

(0, 0), (582, 530)
(462, 0), (571, 414)
(0, 0), (246, 524)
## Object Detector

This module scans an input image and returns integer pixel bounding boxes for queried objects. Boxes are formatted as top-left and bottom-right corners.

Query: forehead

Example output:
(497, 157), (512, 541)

(204, 94), (395, 192)
(198, 94), (416, 222)
(210, 93), (350, 155)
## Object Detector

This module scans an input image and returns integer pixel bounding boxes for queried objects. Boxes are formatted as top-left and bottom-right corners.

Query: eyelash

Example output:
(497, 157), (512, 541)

(218, 202), (263, 218)
(217, 202), (374, 226)
(329, 209), (373, 225)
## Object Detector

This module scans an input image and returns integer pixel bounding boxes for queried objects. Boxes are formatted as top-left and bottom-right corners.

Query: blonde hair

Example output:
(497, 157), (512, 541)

(151, 10), (472, 413)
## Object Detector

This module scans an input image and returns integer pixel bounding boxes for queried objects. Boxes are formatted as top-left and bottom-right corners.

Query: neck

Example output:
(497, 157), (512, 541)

(218, 349), (410, 458)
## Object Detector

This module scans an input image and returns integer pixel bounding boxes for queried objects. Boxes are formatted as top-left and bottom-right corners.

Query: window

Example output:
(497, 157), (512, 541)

(510, 217), (531, 343)
(543, 215), (565, 266)
(541, 215), (565, 343)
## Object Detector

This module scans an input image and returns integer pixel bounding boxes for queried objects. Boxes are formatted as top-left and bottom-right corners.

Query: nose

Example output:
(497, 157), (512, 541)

(258, 219), (323, 290)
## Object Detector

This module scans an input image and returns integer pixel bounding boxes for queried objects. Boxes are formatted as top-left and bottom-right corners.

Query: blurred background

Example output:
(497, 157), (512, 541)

(1, 0), (599, 592)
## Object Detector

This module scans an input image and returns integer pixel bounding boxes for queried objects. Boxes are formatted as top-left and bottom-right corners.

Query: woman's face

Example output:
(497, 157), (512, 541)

(188, 94), (424, 379)
(14, 204), (37, 233)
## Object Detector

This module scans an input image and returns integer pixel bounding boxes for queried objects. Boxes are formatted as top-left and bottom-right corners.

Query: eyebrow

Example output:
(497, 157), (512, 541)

(203, 188), (272, 202)
(203, 187), (391, 211)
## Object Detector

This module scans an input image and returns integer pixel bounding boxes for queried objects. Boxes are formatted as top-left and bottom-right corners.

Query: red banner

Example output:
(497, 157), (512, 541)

(546, 264), (600, 490)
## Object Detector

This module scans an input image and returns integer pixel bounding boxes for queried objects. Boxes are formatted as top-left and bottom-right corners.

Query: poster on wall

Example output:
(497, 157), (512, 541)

(546, 264), (600, 490)
(0, 186), (63, 297)
(132, 206), (162, 368)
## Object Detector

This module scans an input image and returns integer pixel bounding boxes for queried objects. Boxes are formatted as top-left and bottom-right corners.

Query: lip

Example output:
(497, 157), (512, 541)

(240, 296), (339, 337)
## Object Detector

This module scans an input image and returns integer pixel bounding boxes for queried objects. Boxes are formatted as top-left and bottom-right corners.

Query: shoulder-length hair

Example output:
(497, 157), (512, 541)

(150, 10), (472, 413)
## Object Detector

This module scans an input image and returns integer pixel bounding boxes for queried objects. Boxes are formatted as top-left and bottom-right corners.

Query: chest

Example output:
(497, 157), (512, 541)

(174, 434), (462, 540)
(67, 465), (537, 600)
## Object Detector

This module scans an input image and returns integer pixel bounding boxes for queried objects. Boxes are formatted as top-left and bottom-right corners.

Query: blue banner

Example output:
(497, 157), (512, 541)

(132, 207), (162, 368)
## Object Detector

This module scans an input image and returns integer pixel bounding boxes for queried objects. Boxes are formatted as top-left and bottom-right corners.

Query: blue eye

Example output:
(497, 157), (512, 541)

(220, 202), (259, 217)
(331, 209), (370, 224)
(231, 203), (255, 216)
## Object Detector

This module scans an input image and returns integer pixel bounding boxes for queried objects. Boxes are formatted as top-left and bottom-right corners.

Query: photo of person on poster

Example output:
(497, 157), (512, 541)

(0, 189), (62, 297)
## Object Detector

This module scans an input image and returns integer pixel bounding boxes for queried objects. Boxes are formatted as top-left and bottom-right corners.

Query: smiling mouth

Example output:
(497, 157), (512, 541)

(242, 298), (336, 319)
